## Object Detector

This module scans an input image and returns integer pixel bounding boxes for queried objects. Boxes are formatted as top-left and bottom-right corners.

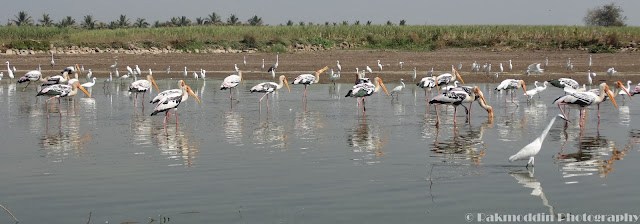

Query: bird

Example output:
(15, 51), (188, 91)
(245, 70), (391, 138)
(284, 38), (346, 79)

(268, 53), (279, 72)
(166, 66), (171, 74)
(126, 65), (134, 76)
(525, 63), (544, 75)
(471, 61), (478, 73)
(329, 69), (340, 85)
(366, 66), (373, 74)
(486, 63), (492, 75)
(377, 59), (383, 71)
(13, 66), (17, 73)
(270, 68), (276, 79)
(38, 64), (42, 72)
(389, 78), (405, 99)
(548, 78), (579, 89)
(243, 55), (247, 65)
(220, 70), (244, 102)
(41, 65), (75, 86)
(443, 81), (459, 92)
(553, 82), (617, 125)
(436, 69), (464, 86)
(499, 63), (504, 73)
(193, 72), (199, 80)
(566, 58), (571, 70)
(86, 69), (93, 80)
(417, 76), (437, 101)
(81, 77), (97, 88)
(151, 80), (201, 128)
(495, 79), (528, 107)
(526, 81), (548, 100)
(607, 67), (616, 76)
(200, 69), (206, 80)
(588, 54), (592, 68)
(129, 74), (160, 107)
(80, 65), (85, 73)
(183, 66), (188, 78)
(509, 114), (568, 168)
(234, 64), (239, 73)
(544, 57), (549, 68)
(619, 80), (632, 99)
(336, 60), (341, 72)
(6, 61), (14, 80)
(37, 82), (92, 118)
(412, 67), (417, 82)
(429, 87), (492, 124)
(135, 65), (141, 77)
(17, 70), (44, 92)
(115, 68), (120, 78)
(345, 77), (389, 113)
(427, 67), (434, 77)
(292, 66), (329, 98)
(458, 62), (463, 71)
(587, 70), (596, 85)
(509, 59), (513, 71)
(525, 81), (540, 100)
(398, 61), (404, 70)
(109, 59), (117, 70)
(50, 52), (55, 67)
(261, 59), (265, 70)
(250, 75), (290, 110)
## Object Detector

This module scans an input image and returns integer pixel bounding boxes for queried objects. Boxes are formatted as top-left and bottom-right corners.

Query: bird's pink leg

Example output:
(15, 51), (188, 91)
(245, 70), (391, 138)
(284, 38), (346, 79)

(58, 97), (62, 115)
(424, 89), (428, 101)
(362, 97), (366, 114)
(304, 85), (308, 98)
(597, 104), (601, 119)
(142, 92), (145, 108)
(511, 90), (518, 107)
(558, 103), (568, 119)
(163, 110), (169, 129)
(453, 106), (457, 124)
(435, 104), (440, 125)
(266, 93), (270, 110)
(45, 96), (57, 118)
(175, 109), (179, 125)
(22, 82), (30, 92)
(134, 93), (138, 107)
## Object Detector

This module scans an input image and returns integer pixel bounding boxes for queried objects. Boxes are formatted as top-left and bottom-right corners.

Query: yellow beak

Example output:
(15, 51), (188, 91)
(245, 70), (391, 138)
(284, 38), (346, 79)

(284, 77), (290, 93)
(605, 85), (617, 108)
(187, 86), (201, 103)
(477, 89), (493, 119)
(150, 76), (159, 92)
(521, 81), (528, 97)
(617, 81), (632, 99)
(239, 70), (244, 85)
(434, 76), (440, 92)
(77, 82), (91, 98)
(455, 70), (465, 84)
(378, 78), (389, 96)
(317, 66), (329, 74)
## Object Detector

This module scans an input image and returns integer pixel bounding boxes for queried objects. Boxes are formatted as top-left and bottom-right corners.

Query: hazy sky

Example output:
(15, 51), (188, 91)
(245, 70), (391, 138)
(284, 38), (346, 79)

(2, 0), (639, 26)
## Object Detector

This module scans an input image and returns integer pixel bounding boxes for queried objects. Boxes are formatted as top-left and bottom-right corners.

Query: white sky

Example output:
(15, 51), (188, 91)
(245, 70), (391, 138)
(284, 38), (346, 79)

(1, 0), (638, 26)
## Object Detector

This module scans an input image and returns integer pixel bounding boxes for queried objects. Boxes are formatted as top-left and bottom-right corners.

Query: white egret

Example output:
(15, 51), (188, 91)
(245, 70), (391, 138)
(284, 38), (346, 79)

(509, 114), (568, 167)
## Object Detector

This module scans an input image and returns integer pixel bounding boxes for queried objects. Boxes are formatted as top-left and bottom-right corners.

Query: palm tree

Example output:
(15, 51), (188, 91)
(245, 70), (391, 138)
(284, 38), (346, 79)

(247, 15), (263, 26)
(135, 18), (149, 28)
(195, 17), (205, 25)
(299, 21), (305, 26)
(117, 14), (130, 28)
(179, 16), (191, 26)
(82, 15), (96, 29)
(58, 16), (76, 28)
(153, 20), (161, 28)
(354, 20), (360, 25)
(38, 13), (54, 27)
(206, 12), (221, 25)
(170, 17), (180, 26)
(386, 20), (393, 26)
(399, 20), (406, 26)
(286, 20), (294, 26)
(108, 21), (119, 29)
(366, 21), (372, 25)
(341, 21), (348, 25)
(227, 14), (240, 26)
(12, 11), (33, 26)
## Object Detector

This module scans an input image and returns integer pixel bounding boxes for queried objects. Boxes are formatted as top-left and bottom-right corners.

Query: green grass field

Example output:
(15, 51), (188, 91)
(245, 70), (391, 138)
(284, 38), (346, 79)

(1, 25), (639, 53)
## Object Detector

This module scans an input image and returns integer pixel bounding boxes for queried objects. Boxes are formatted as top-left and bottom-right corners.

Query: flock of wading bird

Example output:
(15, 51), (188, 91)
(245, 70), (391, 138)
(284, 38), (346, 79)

(4, 54), (640, 168)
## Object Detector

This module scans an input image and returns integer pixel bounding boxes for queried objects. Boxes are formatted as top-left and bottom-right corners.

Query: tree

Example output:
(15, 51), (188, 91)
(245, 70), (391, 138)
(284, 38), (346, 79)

(247, 15), (263, 26)
(58, 16), (75, 28)
(299, 21), (305, 26)
(399, 20), (406, 26)
(117, 14), (130, 28)
(195, 17), (205, 25)
(386, 20), (393, 26)
(341, 21), (348, 25)
(286, 20), (294, 26)
(584, 3), (627, 27)
(178, 16), (191, 26)
(12, 11), (33, 26)
(354, 20), (360, 25)
(82, 15), (96, 29)
(38, 14), (54, 27)
(135, 18), (149, 28)
(206, 12), (221, 25)
(227, 14), (240, 26)
(366, 21), (372, 26)
(153, 20), (161, 28)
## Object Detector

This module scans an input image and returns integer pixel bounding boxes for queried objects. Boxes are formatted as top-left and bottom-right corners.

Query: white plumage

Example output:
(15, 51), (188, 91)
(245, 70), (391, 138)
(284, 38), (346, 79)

(377, 60), (383, 71)
(81, 77), (97, 88)
(389, 78), (405, 98)
(221, 71), (244, 101)
(607, 67), (616, 76)
(6, 61), (14, 80)
(292, 66), (329, 97)
(509, 114), (567, 167)
(150, 80), (201, 128)
(366, 66), (373, 74)
(525, 63), (544, 75)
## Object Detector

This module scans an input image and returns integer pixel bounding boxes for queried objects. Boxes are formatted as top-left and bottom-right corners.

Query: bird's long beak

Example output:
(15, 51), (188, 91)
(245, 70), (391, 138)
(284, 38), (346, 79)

(378, 78), (389, 96)
(284, 77), (290, 93)
(186, 86), (201, 103)
(317, 66), (329, 74)
(455, 70), (465, 84)
(75, 64), (81, 74)
(77, 82), (91, 98)
(150, 76), (159, 92)
(239, 70), (244, 85)
(605, 85), (618, 107)
(434, 76), (440, 92)
(476, 89), (493, 119)
(522, 81), (528, 97)
(617, 81), (632, 99)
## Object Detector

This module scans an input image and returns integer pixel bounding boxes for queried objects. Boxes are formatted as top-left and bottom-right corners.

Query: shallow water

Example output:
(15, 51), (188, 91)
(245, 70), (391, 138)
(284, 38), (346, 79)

(0, 79), (638, 223)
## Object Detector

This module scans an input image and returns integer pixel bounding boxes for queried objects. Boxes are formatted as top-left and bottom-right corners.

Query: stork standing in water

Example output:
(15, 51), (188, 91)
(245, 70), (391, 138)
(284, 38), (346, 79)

(220, 70), (244, 102)
(548, 78), (578, 89)
(389, 78), (405, 99)
(495, 79), (528, 107)
(250, 75), (290, 110)
(292, 66), (329, 99)
(552, 82), (620, 127)
(17, 70), (44, 92)
(509, 114), (568, 168)
(329, 69), (340, 85)
(345, 77), (389, 114)
(416, 76), (438, 101)
(428, 86), (492, 124)
(436, 69), (464, 86)
(151, 80), (201, 128)
(129, 74), (160, 107)
(37, 82), (92, 118)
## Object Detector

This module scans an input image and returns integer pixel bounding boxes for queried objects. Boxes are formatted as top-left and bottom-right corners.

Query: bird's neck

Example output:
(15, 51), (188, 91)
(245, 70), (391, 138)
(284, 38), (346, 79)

(598, 85), (609, 101)
(373, 79), (381, 93)
(539, 117), (557, 143)
(314, 72), (320, 83)
(277, 78), (284, 89)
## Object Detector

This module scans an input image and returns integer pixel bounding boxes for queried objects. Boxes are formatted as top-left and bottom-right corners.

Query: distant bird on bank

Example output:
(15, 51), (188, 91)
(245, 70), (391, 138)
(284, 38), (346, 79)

(377, 59), (383, 71)
(607, 67), (616, 76)
(525, 63), (544, 75)
(50, 52), (55, 68)
(268, 53), (279, 72)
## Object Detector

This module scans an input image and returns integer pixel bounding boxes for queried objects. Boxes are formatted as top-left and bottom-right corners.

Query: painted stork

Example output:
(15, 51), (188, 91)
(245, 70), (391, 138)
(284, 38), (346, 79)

(344, 77), (389, 113)
(428, 86), (492, 124)
(220, 70), (244, 102)
(250, 75), (290, 110)
(17, 70), (44, 92)
(292, 66), (329, 98)
(509, 114), (568, 167)
(552, 82), (618, 126)
(36, 82), (91, 118)
(129, 74), (160, 106)
(495, 79), (528, 106)
(436, 69), (464, 86)
(151, 80), (201, 128)
(548, 78), (578, 89)
(416, 76), (438, 101)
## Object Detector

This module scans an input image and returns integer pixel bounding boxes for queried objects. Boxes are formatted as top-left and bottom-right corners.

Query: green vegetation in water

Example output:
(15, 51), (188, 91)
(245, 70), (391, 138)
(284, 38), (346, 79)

(0, 25), (639, 53)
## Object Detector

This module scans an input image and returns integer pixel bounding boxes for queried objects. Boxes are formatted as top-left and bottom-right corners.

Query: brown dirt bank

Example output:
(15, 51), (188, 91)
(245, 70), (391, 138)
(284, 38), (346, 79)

(5, 49), (640, 85)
